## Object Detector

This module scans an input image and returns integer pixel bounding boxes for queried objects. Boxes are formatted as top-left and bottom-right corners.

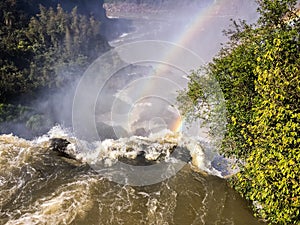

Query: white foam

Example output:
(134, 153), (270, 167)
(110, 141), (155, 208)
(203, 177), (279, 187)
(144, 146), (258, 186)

(5, 179), (96, 225)
(41, 125), (229, 177)
(0, 124), (234, 185)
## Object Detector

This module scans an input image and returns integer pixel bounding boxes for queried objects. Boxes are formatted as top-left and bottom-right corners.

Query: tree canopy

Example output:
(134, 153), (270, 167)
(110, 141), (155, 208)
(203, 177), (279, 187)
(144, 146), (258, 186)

(0, 0), (110, 137)
(178, 0), (300, 223)
(0, 1), (109, 101)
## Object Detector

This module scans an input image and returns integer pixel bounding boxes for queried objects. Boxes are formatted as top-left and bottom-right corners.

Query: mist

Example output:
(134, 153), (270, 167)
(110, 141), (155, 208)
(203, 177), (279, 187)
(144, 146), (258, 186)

(0, 0), (259, 140)
(107, 0), (259, 60)
(70, 0), (259, 141)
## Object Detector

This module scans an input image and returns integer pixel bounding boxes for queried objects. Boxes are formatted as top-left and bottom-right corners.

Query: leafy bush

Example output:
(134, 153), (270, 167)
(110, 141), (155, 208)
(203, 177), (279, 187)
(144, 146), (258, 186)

(178, 0), (300, 223)
(233, 24), (300, 225)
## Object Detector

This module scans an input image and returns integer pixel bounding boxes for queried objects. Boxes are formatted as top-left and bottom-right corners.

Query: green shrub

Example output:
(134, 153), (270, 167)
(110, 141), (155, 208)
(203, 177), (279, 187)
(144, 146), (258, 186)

(178, 0), (300, 223)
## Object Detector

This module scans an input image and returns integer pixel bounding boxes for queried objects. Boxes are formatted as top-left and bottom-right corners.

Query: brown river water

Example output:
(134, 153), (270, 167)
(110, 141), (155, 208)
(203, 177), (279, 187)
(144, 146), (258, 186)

(0, 126), (265, 225)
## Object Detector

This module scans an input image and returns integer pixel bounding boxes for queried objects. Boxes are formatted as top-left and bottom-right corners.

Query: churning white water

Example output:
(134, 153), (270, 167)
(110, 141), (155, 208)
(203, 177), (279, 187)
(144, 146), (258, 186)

(0, 126), (262, 225)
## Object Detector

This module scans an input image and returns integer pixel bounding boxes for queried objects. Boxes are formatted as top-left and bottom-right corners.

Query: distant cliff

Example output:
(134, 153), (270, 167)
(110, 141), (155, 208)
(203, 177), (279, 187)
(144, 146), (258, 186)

(0, 0), (107, 24)
(104, 0), (214, 18)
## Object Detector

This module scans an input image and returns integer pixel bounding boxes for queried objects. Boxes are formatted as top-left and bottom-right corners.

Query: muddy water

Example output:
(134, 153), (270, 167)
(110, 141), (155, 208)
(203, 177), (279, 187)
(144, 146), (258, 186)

(0, 129), (265, 225)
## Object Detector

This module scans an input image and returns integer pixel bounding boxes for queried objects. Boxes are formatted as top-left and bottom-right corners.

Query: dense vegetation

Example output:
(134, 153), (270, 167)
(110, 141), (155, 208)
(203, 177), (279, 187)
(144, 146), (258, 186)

(178, 0), (300, 224)
(0, 0), (109, 101)
(0, 0), (109, 136)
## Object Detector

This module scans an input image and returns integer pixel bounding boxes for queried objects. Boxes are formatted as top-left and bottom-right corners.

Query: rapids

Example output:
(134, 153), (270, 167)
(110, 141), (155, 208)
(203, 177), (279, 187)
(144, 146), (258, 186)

(0, 126), (265, 224)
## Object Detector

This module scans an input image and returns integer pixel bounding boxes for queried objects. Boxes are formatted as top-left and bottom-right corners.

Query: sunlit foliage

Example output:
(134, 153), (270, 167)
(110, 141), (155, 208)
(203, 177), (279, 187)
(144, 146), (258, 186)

(178, 0), (300, 223)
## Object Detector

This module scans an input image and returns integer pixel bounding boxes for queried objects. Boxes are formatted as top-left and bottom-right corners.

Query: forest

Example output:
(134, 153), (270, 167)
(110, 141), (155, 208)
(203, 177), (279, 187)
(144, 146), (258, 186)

(0, 0), (110, 136)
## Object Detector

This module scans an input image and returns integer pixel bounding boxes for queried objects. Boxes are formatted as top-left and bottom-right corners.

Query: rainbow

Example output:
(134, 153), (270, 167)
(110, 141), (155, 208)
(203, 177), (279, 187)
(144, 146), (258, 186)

(171, 1), (223, 49)
(170, 116), (184, 133)
(157, 1), (226, 133)
(126, 1), (229, 133)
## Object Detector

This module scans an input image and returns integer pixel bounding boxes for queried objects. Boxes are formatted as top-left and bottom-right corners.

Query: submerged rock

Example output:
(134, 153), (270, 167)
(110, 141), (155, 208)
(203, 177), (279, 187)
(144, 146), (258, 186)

(48, 134), (183, 166)
(49, 138), (76, 160)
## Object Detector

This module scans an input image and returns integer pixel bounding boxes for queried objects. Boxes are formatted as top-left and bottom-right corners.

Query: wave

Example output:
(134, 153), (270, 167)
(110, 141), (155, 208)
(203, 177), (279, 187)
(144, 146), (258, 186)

(0, 126), (249, 225)
(0, 125), (237, 182)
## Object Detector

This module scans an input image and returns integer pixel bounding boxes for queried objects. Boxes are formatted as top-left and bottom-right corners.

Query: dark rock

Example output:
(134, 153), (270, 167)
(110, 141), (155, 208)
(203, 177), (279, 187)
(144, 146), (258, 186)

(49, 138), (76, 159)
(119, 151), (156, 166)
(96, 122), (129, 140)
(134, 128), (149, 137)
